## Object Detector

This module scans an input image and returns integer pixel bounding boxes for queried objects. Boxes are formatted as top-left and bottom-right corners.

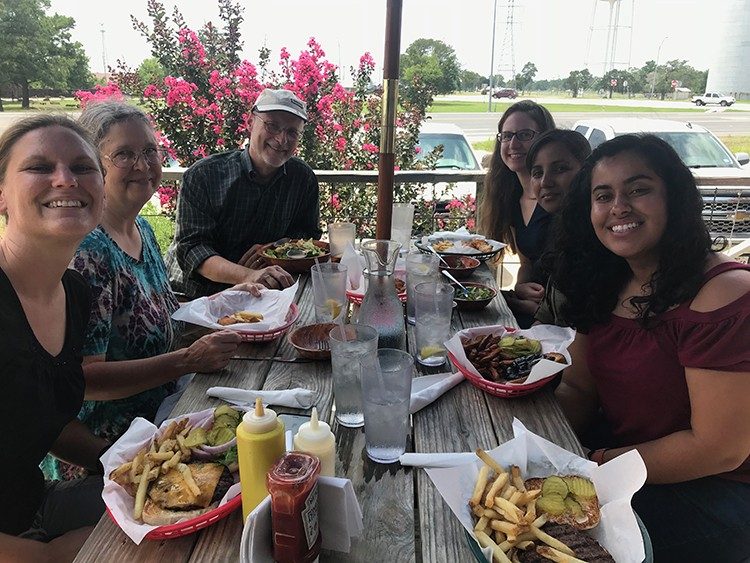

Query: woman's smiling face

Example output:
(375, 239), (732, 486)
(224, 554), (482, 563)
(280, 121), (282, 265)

(500, 112), (540, 173)
(590, 150), (668, 267)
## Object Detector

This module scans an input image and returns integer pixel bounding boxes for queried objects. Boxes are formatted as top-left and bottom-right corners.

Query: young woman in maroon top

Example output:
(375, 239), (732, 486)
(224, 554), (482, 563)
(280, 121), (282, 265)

(550, 134), (750, 562)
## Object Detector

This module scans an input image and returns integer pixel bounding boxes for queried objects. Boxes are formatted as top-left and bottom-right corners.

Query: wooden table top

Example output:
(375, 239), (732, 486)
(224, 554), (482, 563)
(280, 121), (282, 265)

(75, 265), (583, 563)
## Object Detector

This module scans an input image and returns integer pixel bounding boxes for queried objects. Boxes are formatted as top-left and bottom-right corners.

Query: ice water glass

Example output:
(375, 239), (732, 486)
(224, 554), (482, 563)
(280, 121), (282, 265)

(414, 281), (455, 366)
(311, 263), (347, 323)
(391, 203), (415, 251)
(329, 324), (379, 428)
(405, 252), (439, 324)
(361, 348), (413, 463)
(328, 222), (356, 259)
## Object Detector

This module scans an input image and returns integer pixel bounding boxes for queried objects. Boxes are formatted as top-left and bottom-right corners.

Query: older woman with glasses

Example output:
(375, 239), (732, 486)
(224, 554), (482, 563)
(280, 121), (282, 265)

(42, 102), (261, 481)
(479, 100), (555, 327)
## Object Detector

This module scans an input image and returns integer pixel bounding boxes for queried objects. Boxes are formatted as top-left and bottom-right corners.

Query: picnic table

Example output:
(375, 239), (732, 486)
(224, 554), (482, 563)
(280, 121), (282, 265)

(74, 265), (583, 563)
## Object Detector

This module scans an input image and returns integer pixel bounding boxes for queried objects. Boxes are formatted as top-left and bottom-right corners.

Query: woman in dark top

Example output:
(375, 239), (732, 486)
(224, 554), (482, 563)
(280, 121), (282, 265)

(0, 115), (106, 560)
(478, 101), (555, 327)
(552, 135), (750, 562)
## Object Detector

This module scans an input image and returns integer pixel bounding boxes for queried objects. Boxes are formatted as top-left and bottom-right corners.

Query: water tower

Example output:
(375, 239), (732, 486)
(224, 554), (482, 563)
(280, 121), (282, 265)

(705, 0), (750, 98)
(584, 0), (635, 75)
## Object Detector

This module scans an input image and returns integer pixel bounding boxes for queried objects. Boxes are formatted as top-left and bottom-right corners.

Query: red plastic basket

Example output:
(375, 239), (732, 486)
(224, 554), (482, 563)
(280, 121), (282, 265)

(236, 303), (300, 342)
(448, 351), (557, 398)
(106, 493), (242, 540)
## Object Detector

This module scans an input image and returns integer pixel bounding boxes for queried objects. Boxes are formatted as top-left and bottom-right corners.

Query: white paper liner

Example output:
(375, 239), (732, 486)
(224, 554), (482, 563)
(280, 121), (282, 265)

(171, 281), (299, 332)
(100, 408), (241, 545)
(424, 419), (647, 563)
(421, 228), (506, 255)
(444, 324), (576, 385)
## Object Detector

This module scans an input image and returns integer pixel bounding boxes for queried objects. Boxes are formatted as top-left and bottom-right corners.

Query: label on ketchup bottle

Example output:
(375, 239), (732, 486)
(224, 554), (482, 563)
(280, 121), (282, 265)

(267, 452), (322, 563)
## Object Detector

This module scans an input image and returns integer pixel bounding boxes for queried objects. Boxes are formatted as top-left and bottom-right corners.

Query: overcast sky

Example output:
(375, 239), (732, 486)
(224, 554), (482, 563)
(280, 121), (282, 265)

(50, 0), (727, 83)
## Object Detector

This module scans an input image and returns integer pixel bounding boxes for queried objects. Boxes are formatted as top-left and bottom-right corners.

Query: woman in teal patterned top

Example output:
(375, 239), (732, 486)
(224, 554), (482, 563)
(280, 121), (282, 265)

(43, 102), (261, 480)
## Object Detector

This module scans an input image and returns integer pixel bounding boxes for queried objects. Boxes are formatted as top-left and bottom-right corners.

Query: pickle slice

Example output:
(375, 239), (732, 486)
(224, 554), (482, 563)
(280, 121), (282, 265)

(564, 496), (583, 517)
(214, 405), (241, 421)
(183, 427), (207, 447)
(563, 476), (597, 499)
(213, 414), (240, 429)
(537, 493), (566, 516)
(541, 476), (569, 498)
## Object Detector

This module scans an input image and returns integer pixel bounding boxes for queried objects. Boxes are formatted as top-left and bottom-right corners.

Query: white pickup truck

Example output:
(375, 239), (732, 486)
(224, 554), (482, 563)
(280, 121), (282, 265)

(691, 92), (735, 106)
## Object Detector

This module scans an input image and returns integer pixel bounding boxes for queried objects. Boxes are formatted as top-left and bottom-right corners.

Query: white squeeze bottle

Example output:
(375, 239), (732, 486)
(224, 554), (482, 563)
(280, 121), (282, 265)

(293, 407), (336, 477)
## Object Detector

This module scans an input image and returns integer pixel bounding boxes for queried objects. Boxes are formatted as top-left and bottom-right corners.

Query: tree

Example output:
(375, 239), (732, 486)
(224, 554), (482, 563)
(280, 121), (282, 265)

(0, 0), (92, 108)
(399, 38), (461, 95)
(460, 69), (484, 91)
(564, 69), (593, 98)
(514, 61), (537, 94)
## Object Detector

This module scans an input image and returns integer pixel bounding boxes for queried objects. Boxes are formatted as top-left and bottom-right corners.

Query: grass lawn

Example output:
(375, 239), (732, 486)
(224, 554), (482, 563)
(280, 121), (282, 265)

(1, 98), (79, 111)
(429, 100), (705, 113)
(140, 203), (175, 254)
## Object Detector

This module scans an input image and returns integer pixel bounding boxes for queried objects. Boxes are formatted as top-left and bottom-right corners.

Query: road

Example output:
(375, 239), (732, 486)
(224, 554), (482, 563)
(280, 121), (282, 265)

(3, 98), (750, 142)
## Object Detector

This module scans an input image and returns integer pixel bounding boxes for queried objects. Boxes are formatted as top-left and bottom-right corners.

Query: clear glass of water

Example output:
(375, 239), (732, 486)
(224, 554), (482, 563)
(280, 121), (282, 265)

(327, 222), (356, 259)
(311, 262), (348, 323)
(360, 348), (413, 463)
(414, 281), (455, 366)
(328, 324), (379, 428)
(405, 252), (439, 324)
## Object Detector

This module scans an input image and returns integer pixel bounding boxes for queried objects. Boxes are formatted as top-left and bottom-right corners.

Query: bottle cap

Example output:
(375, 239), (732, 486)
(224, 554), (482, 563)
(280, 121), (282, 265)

(241, 397), (278, 433)
(295, 407), (334, 447)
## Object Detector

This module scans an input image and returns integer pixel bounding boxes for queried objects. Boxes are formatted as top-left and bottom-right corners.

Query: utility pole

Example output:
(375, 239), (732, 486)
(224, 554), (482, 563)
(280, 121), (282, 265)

(100, 24), (108, 79)
(487, 0), (498, 112)
(650, 36), (668, 97)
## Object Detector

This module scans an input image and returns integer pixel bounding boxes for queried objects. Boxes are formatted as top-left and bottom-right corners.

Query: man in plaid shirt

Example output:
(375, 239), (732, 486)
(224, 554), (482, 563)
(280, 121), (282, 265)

(165, 89), (322, 299)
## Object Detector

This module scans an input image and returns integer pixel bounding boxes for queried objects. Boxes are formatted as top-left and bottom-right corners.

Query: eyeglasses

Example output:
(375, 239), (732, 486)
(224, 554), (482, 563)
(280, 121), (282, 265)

(105, 147), (167, 169)
(496, 129), (537, 143)
(254, 114), (303, 143)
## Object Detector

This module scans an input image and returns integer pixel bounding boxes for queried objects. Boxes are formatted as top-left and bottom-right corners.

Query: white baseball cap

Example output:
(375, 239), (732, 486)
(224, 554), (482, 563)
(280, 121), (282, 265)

(252, 88), (308, 121)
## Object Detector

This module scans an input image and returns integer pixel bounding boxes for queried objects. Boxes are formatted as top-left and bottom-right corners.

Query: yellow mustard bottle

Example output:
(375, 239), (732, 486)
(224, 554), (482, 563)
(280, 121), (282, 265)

(236, 397), (286, 520)
(293, 406), (336, 477)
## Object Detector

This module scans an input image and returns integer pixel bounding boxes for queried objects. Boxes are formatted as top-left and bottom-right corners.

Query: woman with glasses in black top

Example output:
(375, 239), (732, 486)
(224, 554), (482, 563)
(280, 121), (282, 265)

(479, 100), (555, 327)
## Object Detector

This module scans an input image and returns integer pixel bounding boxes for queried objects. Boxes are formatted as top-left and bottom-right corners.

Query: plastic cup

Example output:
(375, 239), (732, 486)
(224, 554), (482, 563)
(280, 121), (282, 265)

(328, 222), (356, 258)
(391, 203), (415, 250)
(414, 281), (455, 366)
(405, 252), (439, 324)
(361, 348), (413, 463)
(311, 263), (347, 323)
(329, 325), (379, 428)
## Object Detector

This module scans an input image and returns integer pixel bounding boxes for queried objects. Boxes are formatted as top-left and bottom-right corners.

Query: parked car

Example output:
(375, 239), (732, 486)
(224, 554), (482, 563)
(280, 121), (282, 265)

(416, 122), (483, 206)
(573, 118), (750, 241)
(492, 88), (518, 99)
(691, 92), (735, 106)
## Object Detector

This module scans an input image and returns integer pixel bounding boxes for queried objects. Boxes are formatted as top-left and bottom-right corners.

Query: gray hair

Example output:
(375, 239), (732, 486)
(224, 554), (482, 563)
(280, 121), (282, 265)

(78, 101), (153, 148)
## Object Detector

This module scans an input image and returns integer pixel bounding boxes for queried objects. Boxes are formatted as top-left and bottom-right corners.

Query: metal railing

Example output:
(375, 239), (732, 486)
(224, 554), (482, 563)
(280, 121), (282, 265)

(158, 167), (749, 248)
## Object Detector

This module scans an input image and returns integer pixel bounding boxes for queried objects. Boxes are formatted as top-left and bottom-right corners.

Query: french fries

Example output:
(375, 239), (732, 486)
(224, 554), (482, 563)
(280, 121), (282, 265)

(110, 416), (200, 520)
(469, 450), (578, 562)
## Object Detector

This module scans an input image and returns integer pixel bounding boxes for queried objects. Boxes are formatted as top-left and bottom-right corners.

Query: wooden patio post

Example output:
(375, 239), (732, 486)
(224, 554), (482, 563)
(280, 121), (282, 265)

(375, 0), (403, 240)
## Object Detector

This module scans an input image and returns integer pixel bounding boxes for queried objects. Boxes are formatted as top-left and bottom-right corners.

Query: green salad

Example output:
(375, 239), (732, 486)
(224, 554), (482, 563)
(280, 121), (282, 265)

(264, 239), (325, 259)
(454, 285), (494, 301)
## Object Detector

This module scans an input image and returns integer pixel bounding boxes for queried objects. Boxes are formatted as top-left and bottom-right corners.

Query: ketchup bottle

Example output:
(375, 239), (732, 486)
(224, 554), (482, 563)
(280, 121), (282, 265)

(266, 452), (322, 563)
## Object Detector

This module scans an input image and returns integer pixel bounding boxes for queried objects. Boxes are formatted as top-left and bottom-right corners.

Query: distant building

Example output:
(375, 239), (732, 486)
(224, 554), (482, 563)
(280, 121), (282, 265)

(705, 0), (750, 99)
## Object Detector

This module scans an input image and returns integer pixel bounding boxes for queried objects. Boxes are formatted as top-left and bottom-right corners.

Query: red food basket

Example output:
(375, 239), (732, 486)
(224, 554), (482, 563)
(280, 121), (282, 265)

(107, 493), (242, 540)
(236, 303), (300, 342)
(447, 350), (557, 398)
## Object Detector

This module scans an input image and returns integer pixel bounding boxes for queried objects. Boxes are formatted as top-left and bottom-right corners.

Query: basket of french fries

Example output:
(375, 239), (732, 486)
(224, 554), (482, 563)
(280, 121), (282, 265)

(101, 407), (245, 544)
(424, 419), (649, 563)
(444, 325), (576, 398)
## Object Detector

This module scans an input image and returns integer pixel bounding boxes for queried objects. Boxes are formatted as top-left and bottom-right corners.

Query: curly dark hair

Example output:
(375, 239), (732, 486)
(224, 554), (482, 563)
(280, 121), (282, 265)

(478, 100), (555, 253)
(552, 134), (711, 330)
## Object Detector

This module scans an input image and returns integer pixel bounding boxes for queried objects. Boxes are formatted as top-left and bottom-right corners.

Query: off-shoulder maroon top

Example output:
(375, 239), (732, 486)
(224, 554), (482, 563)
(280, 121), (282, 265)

(586, 261), (750, 482)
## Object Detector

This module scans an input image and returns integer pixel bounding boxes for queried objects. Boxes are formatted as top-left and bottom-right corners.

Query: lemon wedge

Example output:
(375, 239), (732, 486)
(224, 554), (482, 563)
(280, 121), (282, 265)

(325, 298), (342, 319)
(420, 345), (445, 358)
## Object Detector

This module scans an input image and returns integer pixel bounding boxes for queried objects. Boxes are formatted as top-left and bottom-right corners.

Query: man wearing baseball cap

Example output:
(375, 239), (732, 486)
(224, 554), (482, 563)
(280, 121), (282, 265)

(166, 88), (321, 298)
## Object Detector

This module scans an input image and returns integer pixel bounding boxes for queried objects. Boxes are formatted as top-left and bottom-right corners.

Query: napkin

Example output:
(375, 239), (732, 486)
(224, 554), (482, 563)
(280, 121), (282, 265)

(410, 371), (464, 414)
(239, 476), (364, 562)
(426, 227), (484, 241)
(340, 242), (365, 290)
(171, 281), (299, 332)
(399, 452), (477, 467)
(420, 419), (647, 563)
(206, 387), (315, 409)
